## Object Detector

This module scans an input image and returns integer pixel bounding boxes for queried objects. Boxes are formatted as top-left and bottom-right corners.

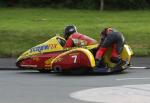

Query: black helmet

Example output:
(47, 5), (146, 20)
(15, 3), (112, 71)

(64, 25), (77, 39)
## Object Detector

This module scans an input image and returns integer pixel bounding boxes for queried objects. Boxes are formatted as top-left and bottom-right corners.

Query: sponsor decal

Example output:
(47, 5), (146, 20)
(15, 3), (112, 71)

(53, 58), (63, 63)
(21, 64), (37, 67)
(32, 57), (40, 62)
(30, 44), (57, 53)
(72, 39), (87, 46)
(45, 57), (63, 67)
(45, 57), (54, 65)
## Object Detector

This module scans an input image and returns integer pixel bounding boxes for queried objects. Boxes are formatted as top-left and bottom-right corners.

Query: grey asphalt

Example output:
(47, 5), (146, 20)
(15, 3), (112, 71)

(0, 57), (150, 103)
(0, 58), (17, 69)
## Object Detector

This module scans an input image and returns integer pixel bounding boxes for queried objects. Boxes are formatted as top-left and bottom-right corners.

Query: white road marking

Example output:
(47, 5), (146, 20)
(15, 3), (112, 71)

(70, 84), (150, 103)
(116, 77), (150, 81)
(130, 66), (149, 69)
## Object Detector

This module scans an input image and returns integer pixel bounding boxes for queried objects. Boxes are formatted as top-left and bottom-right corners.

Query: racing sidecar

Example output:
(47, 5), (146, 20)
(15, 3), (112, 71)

(16, 35), (133, 74)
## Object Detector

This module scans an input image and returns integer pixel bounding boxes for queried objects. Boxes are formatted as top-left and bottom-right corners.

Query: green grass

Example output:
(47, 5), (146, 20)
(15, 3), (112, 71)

(0, 8), (150, 57)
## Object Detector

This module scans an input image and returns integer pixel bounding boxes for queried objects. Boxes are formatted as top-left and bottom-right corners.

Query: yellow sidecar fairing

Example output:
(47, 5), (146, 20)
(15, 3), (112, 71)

(103, 44), (134, 69)
(17, 36), (66, 61)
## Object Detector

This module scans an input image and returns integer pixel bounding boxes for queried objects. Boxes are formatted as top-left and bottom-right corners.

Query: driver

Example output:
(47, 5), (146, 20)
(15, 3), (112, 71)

(95, 27), (125, 67)
(63, 25), (97, 48)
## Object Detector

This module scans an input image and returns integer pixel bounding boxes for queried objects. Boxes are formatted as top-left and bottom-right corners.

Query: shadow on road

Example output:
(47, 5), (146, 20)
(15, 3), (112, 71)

(15, 70), (130, 77)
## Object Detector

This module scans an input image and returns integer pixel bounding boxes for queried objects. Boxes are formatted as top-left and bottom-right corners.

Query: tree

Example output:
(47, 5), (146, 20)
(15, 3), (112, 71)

(100, 0), (104, 11)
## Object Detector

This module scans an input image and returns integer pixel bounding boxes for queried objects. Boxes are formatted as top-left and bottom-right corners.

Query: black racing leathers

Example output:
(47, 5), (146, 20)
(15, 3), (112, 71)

(96, 28), (125, 60)
(100, 31), (125, 54)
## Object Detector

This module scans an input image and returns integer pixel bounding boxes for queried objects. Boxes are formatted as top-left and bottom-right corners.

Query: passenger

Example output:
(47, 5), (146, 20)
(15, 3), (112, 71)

(95, 27), (125, 67)
(63, 25), (97, 48)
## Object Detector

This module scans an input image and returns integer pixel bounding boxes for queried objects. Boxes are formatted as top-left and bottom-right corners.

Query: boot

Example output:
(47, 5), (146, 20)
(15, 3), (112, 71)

(94, 58), (107, 73)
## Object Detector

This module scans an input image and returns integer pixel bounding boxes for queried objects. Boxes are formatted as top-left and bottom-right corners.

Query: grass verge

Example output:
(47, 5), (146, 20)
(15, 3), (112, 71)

(0, 8), (150, 57)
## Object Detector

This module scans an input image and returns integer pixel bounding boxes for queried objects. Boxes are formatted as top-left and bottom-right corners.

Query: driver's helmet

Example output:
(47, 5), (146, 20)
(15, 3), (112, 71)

(64, 25), (77, 39)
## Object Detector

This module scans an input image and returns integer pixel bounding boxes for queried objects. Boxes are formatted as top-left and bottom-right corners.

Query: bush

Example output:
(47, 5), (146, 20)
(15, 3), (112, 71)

(1, 0), (150, 10)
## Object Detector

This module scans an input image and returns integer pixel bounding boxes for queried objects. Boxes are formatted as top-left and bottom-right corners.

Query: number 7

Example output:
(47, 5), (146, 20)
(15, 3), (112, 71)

(71, 55), (78, 63)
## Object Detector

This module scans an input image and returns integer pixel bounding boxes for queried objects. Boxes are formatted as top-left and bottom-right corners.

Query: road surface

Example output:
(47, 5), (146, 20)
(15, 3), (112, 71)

(0, 57), (150, 103)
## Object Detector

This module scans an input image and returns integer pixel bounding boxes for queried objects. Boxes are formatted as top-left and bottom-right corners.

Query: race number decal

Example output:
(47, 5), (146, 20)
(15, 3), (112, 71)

(71, 55), (78, 63)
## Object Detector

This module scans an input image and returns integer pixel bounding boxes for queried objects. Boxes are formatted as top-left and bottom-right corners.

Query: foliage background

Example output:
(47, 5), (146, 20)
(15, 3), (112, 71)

(0, 0), (150, 10)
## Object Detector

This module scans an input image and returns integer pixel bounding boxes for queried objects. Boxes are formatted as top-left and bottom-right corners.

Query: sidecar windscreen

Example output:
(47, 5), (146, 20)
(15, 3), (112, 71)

(57, 37), (66, 47)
